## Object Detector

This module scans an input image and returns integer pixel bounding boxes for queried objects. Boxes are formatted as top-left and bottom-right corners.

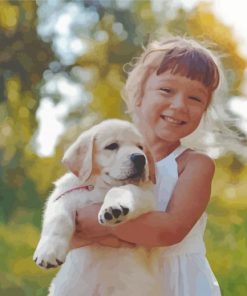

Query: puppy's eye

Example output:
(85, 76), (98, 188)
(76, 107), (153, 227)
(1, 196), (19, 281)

(137, 145), (144, 150)
(104, 143), (119, 150)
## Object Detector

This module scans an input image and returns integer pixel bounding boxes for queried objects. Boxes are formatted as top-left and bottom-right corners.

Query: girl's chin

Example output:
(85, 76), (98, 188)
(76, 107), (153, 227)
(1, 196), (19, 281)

(156, 126), (191, 140)
(156, 132), (181, 143)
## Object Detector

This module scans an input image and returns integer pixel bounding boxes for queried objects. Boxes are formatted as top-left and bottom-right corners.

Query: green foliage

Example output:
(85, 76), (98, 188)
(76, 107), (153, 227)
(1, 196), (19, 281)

(206, 156), (247, 295)
(0, 223), (55, 295)
(0, 0), (247, 295)
(0, 0), (56, 222)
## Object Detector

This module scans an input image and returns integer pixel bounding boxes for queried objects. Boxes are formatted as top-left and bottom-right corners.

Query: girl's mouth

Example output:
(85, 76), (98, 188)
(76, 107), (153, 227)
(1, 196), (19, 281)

(160, 115), (186, 125)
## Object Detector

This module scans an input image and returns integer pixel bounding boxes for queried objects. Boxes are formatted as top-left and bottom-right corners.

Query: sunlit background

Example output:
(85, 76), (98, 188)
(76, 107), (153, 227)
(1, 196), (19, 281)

(0, 0), (247, 295)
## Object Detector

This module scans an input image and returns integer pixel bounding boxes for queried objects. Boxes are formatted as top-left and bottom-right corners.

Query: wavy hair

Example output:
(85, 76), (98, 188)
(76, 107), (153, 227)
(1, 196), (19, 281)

(122, 36), (244, 157)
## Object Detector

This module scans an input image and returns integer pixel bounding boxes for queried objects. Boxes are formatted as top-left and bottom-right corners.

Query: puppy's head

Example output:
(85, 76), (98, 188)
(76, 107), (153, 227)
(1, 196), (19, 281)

(62, 119), (155, 185)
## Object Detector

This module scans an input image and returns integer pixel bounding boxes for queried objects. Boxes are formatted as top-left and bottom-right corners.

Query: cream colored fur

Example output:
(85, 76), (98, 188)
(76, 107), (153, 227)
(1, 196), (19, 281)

(33, 119), (162, 296)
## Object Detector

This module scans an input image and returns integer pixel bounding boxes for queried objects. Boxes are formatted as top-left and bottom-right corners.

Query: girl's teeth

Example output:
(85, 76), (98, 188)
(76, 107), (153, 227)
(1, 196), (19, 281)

(162, 115), (184, 124)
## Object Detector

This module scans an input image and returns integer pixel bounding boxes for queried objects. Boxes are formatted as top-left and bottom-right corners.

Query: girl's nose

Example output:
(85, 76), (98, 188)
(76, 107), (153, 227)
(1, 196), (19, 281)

(171, 94), (187, 110)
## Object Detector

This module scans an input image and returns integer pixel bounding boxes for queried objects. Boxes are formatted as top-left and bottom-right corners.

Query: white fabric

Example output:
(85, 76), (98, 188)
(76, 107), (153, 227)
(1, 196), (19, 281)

(154, 146), (221, 296)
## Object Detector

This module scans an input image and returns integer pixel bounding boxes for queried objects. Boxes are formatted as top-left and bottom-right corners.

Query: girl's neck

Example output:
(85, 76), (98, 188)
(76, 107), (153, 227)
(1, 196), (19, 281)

(148, 139), (181, 162)
(134, 116), (181, 161)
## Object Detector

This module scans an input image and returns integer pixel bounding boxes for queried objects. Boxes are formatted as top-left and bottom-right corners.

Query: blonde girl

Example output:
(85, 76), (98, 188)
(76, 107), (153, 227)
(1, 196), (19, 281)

(72, 36), (222, 295)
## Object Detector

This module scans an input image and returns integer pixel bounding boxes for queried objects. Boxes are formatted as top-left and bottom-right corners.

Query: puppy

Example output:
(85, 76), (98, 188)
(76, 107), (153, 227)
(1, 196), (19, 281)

(33, 119), (162, 296)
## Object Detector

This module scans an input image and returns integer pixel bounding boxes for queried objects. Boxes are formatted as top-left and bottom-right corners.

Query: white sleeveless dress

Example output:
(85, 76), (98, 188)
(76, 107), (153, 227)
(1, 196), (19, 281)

(155, 146), (221, 296)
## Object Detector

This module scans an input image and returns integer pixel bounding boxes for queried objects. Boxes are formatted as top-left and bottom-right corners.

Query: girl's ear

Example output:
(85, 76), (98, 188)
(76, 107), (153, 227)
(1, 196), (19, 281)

(135, 95), (142, 107)
(144, 146), (156, 184)
(134, 67), (153, 107)
(62, 130), (95, 183)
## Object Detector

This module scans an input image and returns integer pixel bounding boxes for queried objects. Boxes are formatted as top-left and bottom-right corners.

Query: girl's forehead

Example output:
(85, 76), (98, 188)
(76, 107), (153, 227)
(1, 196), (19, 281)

(142, 45), (219, 92)
(146, 71), (209, 95)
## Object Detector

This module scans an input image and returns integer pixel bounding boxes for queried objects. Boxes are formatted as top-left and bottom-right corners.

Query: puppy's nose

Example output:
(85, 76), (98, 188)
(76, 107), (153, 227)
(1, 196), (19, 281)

(130, 153), (146, 172)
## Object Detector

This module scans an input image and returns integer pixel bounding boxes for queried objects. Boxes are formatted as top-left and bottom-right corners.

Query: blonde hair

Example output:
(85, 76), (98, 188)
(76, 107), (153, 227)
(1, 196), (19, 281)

(122, 36), (244, 157)
(122, 37), (220, 112)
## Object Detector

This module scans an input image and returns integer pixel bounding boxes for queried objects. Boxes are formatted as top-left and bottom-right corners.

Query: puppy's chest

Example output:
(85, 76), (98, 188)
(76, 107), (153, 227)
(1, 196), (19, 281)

(71, 187), (109, 206)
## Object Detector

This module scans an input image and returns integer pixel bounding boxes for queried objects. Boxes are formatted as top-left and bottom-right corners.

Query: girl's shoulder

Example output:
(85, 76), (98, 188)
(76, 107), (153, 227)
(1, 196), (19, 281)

(177, 149), (215, 177)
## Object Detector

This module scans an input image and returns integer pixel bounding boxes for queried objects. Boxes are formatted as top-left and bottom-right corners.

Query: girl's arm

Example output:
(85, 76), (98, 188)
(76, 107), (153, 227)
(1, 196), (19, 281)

(70, 204), (136, 248)
(72, 152), (214, 248)
(111, 152), (215, 247)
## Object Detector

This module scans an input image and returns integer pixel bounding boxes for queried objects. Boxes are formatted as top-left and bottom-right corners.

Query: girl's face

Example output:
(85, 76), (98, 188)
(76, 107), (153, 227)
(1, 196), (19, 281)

(135, 71), (210, 146)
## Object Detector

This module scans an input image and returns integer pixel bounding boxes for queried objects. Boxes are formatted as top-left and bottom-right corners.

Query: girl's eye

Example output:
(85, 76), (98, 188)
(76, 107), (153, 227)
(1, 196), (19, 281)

(104, 143), (119, 150)
(188, 96), (201, 102)
(160, 88), (171, 93)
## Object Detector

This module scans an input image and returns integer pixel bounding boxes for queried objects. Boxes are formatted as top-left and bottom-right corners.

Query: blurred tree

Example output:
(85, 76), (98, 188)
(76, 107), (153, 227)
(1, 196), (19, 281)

(0, 0), (57, 223)
(37, 0), (159, 125)
(167, 2), (247, 95)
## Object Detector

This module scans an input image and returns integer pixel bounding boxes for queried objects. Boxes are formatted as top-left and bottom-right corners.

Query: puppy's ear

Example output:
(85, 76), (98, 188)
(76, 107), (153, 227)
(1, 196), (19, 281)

(144, 147), (156, 184)
(62, 129), (95, 183)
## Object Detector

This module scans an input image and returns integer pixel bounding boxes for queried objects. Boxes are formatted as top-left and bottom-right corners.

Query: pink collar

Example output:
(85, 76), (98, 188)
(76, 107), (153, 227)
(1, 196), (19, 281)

(54, 185), (94, 201)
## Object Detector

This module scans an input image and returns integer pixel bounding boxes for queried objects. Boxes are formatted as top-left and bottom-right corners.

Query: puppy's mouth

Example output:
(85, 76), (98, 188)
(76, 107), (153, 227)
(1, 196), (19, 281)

(105, 171), (144, 182)
(104, 154), (146, 184)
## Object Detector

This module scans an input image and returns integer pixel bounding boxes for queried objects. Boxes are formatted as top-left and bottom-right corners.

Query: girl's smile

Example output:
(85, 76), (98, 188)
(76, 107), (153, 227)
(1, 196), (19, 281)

(160, 115), (186, 125)
(135, 71), (210, 151)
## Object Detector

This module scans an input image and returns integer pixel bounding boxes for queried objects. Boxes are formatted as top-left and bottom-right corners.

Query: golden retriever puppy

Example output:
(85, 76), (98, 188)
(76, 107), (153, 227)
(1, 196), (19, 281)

(33, 119), (162, 296)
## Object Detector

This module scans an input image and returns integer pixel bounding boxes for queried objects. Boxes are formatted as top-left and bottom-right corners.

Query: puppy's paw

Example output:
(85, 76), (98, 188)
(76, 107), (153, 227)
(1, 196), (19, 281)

(98, 186), (143, 226)
(98, 204), (130, 226)
(33, 236), (69, 269)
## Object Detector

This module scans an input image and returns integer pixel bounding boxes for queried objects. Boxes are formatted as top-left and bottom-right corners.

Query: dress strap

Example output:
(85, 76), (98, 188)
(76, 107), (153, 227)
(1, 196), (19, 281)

(172, 145), (189, 159)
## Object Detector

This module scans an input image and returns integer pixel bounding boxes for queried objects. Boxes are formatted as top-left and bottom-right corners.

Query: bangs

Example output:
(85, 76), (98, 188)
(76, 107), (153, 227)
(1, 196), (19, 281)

(156, 47), (220, 91)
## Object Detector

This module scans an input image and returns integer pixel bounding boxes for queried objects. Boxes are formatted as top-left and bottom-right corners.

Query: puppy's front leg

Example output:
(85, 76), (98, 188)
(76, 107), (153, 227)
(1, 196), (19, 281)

(98, 184), (154, 226)
(33, 195), (75, 269)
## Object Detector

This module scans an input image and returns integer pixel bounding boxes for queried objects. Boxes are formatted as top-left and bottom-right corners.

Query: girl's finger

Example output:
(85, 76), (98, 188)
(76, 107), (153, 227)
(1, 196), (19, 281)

(70, 236), (93, 249)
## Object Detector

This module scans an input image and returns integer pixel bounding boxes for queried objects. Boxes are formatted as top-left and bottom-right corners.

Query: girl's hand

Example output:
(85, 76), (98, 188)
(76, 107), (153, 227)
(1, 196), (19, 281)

(74, 203), (110, 240)
(70, 203), (136, 249)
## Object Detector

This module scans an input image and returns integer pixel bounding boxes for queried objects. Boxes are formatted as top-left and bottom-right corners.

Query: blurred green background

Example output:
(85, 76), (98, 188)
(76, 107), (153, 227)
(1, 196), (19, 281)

(0, 0), (247, 295)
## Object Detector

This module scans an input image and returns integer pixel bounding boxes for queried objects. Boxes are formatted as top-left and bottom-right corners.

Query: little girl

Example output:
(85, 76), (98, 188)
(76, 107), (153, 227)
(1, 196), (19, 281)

(72, 36), (222, 295)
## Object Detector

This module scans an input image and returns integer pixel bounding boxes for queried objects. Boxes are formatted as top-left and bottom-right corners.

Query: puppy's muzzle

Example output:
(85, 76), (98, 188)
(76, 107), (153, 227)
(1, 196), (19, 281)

(130, 153), (146, 176)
